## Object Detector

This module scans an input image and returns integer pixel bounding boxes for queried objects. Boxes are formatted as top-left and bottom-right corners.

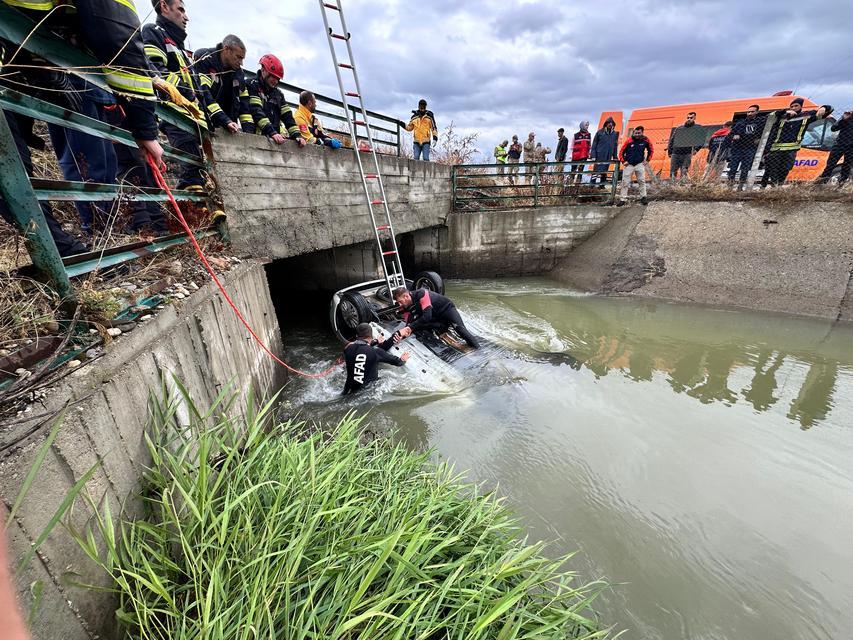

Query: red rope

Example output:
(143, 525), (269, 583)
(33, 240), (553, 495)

(147, 155), (343, 379)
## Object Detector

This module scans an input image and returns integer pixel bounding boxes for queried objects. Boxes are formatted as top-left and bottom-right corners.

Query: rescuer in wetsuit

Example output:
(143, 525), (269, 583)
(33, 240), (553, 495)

(392, 287), (480, 349)
(342, 323), (410, 395)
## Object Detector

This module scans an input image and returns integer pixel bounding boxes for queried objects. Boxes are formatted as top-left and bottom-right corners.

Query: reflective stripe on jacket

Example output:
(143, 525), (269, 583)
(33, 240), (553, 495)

(142, 16), (207, 128)
(2, 0), (157, 139)
(246, 76), (300, 140)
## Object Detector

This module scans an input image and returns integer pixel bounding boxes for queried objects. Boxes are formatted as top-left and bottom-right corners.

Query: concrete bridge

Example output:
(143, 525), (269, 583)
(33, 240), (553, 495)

(212, 136), (619, 286)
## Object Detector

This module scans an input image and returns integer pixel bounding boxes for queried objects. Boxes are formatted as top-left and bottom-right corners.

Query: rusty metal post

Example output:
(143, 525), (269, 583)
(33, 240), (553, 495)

(0, 110), (75, 305)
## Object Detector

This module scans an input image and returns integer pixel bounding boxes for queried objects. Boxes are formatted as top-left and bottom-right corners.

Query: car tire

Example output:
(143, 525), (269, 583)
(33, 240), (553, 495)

(335, 291), (372, 340)
(413, 270), (444, 295)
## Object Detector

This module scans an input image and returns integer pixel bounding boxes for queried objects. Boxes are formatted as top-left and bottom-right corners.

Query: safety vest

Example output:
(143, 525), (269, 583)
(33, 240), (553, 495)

(494, 146), (508, 163)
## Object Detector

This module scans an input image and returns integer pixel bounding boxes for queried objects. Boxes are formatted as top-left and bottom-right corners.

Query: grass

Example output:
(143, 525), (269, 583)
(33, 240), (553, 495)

(68, 385), (614, 640)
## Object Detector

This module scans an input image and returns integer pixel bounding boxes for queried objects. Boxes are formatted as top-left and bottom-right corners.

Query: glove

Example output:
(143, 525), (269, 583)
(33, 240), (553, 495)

(325, 138), (342, 149)
(154, 78), (183, 104)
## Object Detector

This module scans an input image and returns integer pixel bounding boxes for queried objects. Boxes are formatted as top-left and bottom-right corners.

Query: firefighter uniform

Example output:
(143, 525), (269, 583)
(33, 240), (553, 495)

(143, 14), (207, 189)
(1, 0), (158, 252)
(193, 45), (252, 132)
(1, 0), (158, 141)
(246, 77), (301, 141)
(762, 105), (832, 187)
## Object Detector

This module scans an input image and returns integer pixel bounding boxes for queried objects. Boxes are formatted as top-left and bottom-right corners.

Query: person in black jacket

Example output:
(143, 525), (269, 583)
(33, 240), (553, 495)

(816, 111), (853, 185)
(726, 104), (767, 189)
(343, 323), (409, 395)
(554, 128), (568, 175)
(193, 35), (251, 133)
(143, 0), (209, 190)
(590, 116), (620, 186)
(0, 0), (164, 255)
(668, 112), (703, 179)
(617, 126), (654, 206)
(246, 54), (306, 147)
(393, 287), (480, 349)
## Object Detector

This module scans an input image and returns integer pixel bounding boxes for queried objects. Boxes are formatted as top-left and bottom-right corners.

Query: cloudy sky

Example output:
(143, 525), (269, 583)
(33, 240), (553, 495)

(135, 0), (853, 160)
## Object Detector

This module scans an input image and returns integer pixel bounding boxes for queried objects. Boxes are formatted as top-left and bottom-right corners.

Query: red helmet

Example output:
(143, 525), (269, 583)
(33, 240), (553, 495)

(259, 54), (284, 80)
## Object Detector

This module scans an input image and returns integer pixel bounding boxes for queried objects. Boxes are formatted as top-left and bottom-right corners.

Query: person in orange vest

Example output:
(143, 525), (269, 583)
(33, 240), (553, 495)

(406, 99), (438, 161)
(294, 91), (341, 148)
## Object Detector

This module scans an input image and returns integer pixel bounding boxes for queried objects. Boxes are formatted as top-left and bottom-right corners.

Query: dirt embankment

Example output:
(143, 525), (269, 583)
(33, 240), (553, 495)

(553, 199), (853, 323)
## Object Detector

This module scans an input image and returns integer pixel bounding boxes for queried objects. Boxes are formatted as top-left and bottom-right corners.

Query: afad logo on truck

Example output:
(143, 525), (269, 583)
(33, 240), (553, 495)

(597, 92), (840, 182)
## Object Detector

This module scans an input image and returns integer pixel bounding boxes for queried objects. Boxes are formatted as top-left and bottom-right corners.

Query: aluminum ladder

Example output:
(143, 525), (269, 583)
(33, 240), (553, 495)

(319, 0), (405, 294)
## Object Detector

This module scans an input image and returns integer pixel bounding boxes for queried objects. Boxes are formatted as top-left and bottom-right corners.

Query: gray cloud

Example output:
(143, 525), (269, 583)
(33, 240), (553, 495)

(135, 0), (853, 159)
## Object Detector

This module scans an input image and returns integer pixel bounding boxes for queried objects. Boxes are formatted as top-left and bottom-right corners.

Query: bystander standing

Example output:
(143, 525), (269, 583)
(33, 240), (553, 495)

(816, 110), (852, 186)
(507, 135), (522, 182)
(554, 128), (568, 175)
(590, 116), (619, 187)
(705, 120), (732, 179)
(726, 104), (765, 189)
(523, 132), (536, 183)
(570, 121), (591, 184)
(618, 126), (653, 206)
(405, 99), (438, 161)
(668, 112), (702, 179)
(494, 140), (508, 174)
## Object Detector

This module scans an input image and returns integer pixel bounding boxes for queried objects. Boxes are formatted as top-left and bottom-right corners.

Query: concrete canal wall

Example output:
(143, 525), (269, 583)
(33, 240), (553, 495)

(0, 261), (282, 640)
(402, 204), (623, 278)
(553, 200), (853, 322)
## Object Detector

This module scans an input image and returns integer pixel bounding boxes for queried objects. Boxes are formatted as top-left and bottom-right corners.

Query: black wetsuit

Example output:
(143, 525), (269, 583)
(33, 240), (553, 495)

(342, 337), (405, 395)
(403, 289), (480, 348)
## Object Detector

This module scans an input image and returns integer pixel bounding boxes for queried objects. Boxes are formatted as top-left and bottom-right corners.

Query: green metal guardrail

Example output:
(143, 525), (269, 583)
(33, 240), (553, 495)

(0, 2), (409, 310)
(451, 160), (621, 211)
(0, 3), (215, 307)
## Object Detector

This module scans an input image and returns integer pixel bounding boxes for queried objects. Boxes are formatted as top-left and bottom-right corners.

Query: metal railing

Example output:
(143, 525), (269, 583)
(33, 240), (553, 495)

(0, 3), (214, 306)
(451, 160), (620, 211)
(279, 81), (405, 156)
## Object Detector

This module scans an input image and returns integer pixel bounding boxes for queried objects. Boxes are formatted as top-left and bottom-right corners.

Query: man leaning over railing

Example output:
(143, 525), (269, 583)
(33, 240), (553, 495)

(246, 54), (307, 149)
(193, 35), (251, 136)
(143, 0), (209, 192)
(0, 0), (165, 255)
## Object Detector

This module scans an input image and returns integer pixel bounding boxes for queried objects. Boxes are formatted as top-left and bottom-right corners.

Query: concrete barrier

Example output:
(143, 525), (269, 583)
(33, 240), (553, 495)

(212, 136), (452, 261)
(0, 261), (282, 640)
(554, 200), (853, 322)
(403, 204), (622, 278)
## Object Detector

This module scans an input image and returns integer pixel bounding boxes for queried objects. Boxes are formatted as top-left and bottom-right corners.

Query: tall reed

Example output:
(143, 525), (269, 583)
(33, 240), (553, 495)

(72, 384), (613, 639)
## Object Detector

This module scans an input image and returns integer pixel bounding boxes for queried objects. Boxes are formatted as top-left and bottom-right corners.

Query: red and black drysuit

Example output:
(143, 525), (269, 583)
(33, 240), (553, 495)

(401, 289), (480, 349)
(343, 336), (405, 395)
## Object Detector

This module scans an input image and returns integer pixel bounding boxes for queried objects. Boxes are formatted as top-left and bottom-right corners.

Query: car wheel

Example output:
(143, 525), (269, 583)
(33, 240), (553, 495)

(413, 270), (444, 295)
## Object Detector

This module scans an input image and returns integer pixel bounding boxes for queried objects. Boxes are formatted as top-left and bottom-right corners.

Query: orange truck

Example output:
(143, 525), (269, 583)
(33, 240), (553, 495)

(597, 92), (841, 181)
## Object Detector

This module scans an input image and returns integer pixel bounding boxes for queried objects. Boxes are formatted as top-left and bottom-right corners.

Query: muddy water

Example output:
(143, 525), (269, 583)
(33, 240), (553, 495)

(280, 279), (853, 640)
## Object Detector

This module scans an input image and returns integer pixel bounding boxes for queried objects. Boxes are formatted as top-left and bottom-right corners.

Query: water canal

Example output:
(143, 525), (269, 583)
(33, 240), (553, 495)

(279, 278), (853, 640)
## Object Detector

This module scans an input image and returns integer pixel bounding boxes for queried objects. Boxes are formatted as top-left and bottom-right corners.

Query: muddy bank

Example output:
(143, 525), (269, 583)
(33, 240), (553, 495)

(553, 200), (853, 322)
